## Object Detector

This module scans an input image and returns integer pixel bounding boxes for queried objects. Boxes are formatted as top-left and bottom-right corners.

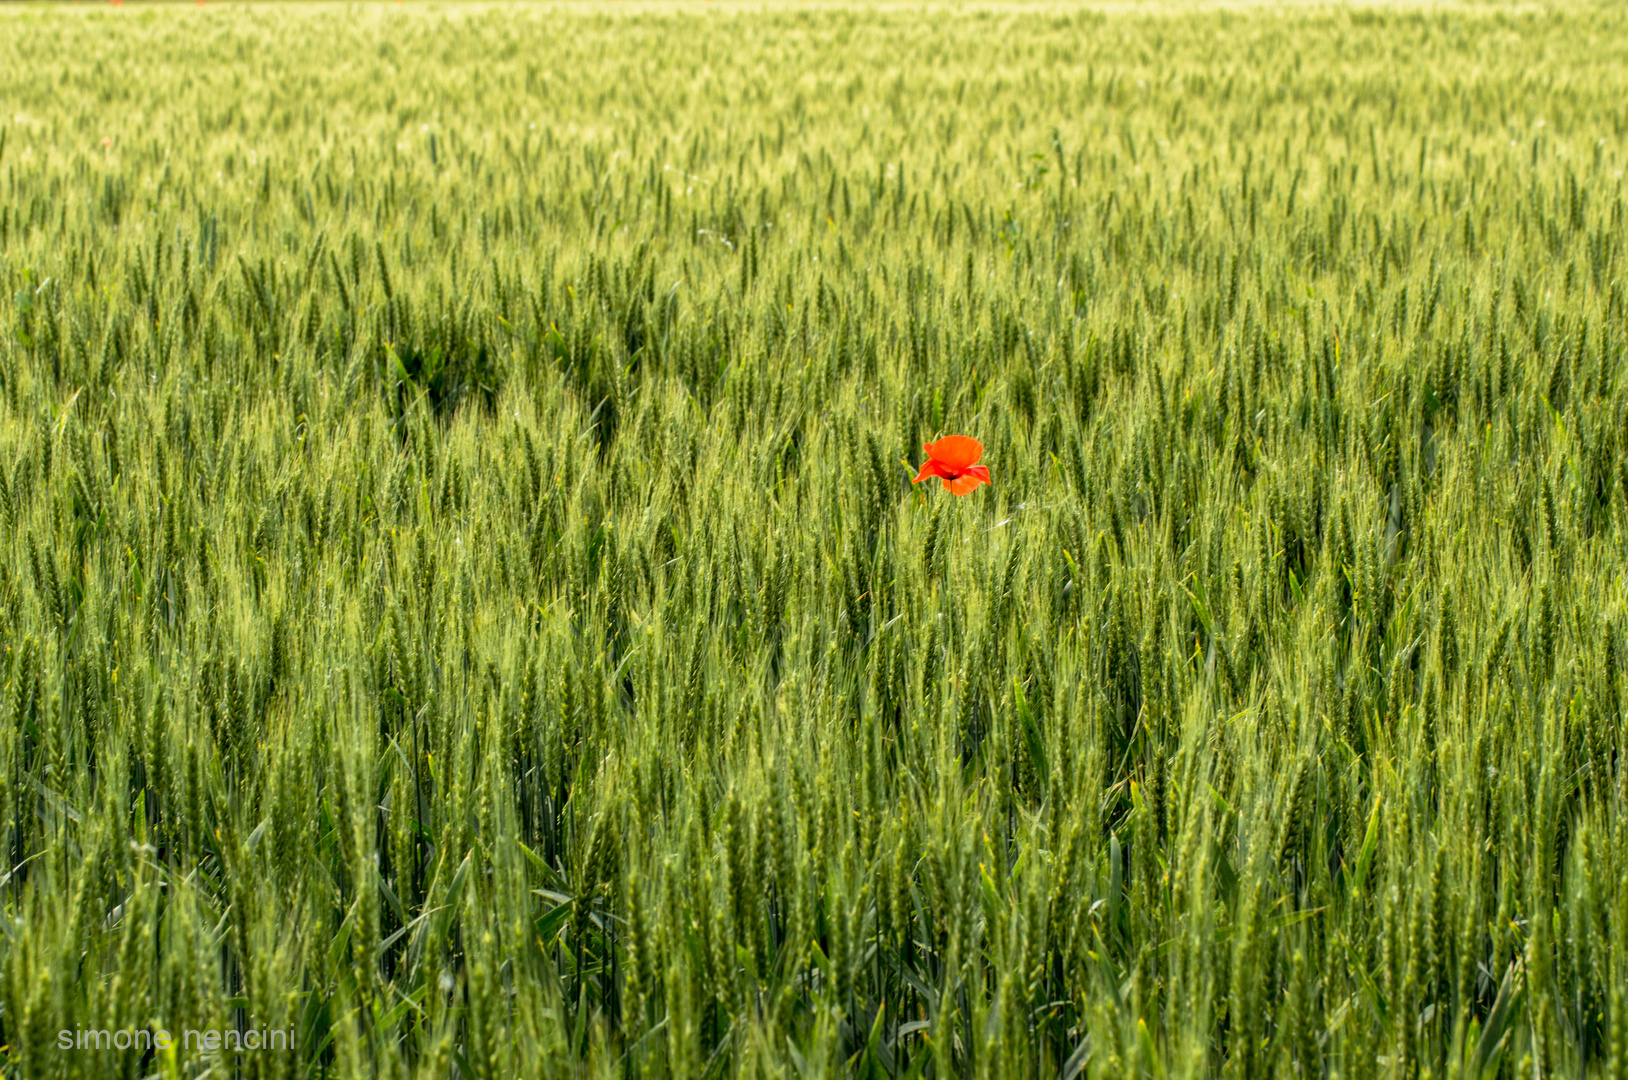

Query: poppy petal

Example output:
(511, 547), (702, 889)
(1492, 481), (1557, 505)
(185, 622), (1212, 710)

(965, 465), (991, 485)
(944, 472), (988, 496)
(913, 460), (953, 484)
(926, 435), (983, 470)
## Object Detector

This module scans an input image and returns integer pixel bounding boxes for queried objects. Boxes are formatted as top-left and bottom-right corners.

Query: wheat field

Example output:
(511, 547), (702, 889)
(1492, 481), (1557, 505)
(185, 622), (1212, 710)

(1, 2), (1627, 1078)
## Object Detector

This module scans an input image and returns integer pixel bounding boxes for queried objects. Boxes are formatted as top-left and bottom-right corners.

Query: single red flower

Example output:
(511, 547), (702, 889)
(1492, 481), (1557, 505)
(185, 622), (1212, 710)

(912, 435), (991, 496)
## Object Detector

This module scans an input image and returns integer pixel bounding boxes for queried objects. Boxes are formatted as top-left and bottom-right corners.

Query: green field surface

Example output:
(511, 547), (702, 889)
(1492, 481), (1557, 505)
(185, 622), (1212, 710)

(2, 2), (1627, 1077)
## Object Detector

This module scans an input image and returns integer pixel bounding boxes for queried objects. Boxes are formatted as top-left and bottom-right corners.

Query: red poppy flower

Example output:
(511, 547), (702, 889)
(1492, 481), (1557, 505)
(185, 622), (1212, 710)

(912, 435), (991, 496)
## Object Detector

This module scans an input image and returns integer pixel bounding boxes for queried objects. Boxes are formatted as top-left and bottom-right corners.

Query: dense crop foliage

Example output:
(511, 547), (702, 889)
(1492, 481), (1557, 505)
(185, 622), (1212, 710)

(2, 2), (1628, 1077)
